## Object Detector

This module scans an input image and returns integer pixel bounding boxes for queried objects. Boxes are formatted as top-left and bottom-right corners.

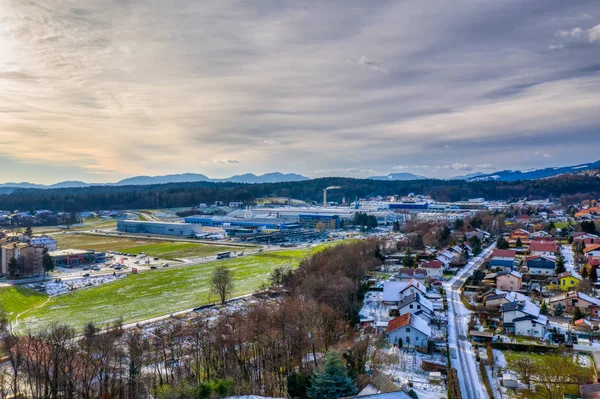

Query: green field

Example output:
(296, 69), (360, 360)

(1, 244), (332, 333)
(32, 217), (118, 234)
(53, 234), (244, 260)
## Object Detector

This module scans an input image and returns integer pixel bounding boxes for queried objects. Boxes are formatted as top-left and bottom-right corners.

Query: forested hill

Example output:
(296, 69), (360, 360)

(1, 174), (599, 212)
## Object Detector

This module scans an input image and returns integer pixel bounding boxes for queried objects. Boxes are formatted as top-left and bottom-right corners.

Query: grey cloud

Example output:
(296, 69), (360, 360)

(0, 0), (599, 182)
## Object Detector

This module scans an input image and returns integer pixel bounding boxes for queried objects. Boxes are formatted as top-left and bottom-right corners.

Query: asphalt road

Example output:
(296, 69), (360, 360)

(445, 244), (496, 399)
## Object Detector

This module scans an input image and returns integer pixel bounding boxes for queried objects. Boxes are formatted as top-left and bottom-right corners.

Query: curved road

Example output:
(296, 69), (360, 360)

(445, 243), (495, 399)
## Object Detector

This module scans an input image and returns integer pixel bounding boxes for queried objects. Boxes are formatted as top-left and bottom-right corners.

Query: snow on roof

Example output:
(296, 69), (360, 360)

(382, 281), (409, 302)
(385, 313), (431, 336)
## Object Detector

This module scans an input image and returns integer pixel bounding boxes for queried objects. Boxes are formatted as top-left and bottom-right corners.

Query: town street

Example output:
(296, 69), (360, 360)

(445, 243), (496, 399)
(561, 244), (575, 272)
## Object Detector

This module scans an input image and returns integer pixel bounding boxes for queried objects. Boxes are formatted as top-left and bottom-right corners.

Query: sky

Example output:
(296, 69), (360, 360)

(1, 0), (600, 184)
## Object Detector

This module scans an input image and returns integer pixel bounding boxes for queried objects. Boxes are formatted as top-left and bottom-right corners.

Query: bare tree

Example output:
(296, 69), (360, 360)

(211, 265), (234, 305)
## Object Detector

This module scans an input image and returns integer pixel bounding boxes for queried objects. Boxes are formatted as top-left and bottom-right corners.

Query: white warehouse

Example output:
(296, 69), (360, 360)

(117, 220), (202, 237)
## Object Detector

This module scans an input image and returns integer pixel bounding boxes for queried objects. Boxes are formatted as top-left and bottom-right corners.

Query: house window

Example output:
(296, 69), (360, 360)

(406, 328), (411, 332)
(409, 304), (413, 309)
(417, 305), (421, 310)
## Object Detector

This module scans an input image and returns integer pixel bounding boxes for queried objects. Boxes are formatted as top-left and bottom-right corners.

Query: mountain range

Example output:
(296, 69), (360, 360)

(465, 160), (600, 182)
(1, 160), (599, 191)
(0, 172), (310, 191)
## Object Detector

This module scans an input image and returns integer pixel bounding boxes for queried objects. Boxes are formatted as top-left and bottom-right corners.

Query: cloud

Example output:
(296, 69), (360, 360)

(214, 159), (240, 165)
(0, 0), (599, 182)
(356, 56), (388, 73)
(392, 165), (429, 170)
(534, 152), (552, 159)
(555, 23), (600, 43)
(475, 164), (495, 169)
(444, 163), (472, 171)
(311, 168), (380, 177)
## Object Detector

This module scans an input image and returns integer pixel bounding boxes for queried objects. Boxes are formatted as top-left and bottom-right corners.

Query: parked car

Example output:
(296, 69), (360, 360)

(82, 273), (90, 277)
(150, 266), (157, 270)
(162, 263), (169, 267)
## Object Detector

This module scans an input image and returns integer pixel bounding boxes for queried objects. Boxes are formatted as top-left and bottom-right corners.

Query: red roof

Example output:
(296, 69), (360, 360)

(529, 240), (557, 253)
(532, 236), (554, 241)
(385, 313), (410, 333)
(584, 244), (600, 254)
(492, 249), (517, 258)
(421, 260), (443, 269)
(589, 257), (600, 267)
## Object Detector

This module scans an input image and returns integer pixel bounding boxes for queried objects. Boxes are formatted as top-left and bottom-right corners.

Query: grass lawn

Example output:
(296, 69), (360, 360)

(504, 351), (593, 396)
(53, 234), (243, 260)
(32, 217), (118, 235)
(0, 286), (48, 322)
(6, 244), (334, 333)
(554, 221), (570, 229)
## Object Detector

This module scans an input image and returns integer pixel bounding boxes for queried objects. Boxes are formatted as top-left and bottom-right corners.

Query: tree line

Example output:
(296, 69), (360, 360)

(0, 240), (383, 399)
(0, 174), (599, 212)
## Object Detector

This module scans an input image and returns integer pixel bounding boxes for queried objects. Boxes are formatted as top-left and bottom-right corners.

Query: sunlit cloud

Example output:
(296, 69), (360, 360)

(0, 0), (598, 183)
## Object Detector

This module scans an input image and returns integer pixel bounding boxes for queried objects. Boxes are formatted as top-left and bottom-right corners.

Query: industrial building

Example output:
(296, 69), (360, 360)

(184, 216), (298, 230)
(48, 249), (104, 268)
(298, 214), (340, 229)
(117, 220), (202, 236)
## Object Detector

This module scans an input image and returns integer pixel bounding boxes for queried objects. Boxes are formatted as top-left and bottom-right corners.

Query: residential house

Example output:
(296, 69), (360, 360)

(549, 291), (600, 316)
(496, 270), (523, 291)
(354, 370), (401, 397)
(529, 240), (558, 257)
(485, 291), (529, 308)
(558, 271), (582, 291)
(397, 292), (433, 322)
(573, 232), (599, 245)
(30, 236), (57, 251)
(420, 260), (443, 280)
(501, 301), (547, 338)
(342, 392), (412, 399)
(584, 244), (600, 258)
(489, 249), (517, 271)
(509, 228), (530, 245)
(385, 313), (431, 349)
(396, 268), (414, 280)
(530, 230), (551, 239)
(382, 279), (428, 305)
(525, 255), (557, 276)
(413, 268), (427, 283)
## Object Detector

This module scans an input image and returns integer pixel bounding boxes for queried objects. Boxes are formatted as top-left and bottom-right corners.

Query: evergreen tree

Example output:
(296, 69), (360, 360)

(308, 352), (357, 399)
(540, 301), (549, 315)
(572, 307), (585, 322)
(24, 226), (33, 237)
(515, 237), (523, 248)
(43, 249), (54, 275)
(555, 256), (566, 275)
(568, 235), (574, 244)
(553, 303), (564, 317)
(590, 266), (598, 283)
(496, 236), (509, 249)
(7, 257), (19, 276)
(469, 235), (482, 256)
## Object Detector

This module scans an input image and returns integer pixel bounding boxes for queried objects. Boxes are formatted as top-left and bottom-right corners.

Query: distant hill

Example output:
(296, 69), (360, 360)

(449, 172), (485, 180)
(467, 160), (600, 182)
(116, 173), (210, 186)
(215, 172), (310, 184)
(368, 172), (428, 181)
(0, 172), (310, 190)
